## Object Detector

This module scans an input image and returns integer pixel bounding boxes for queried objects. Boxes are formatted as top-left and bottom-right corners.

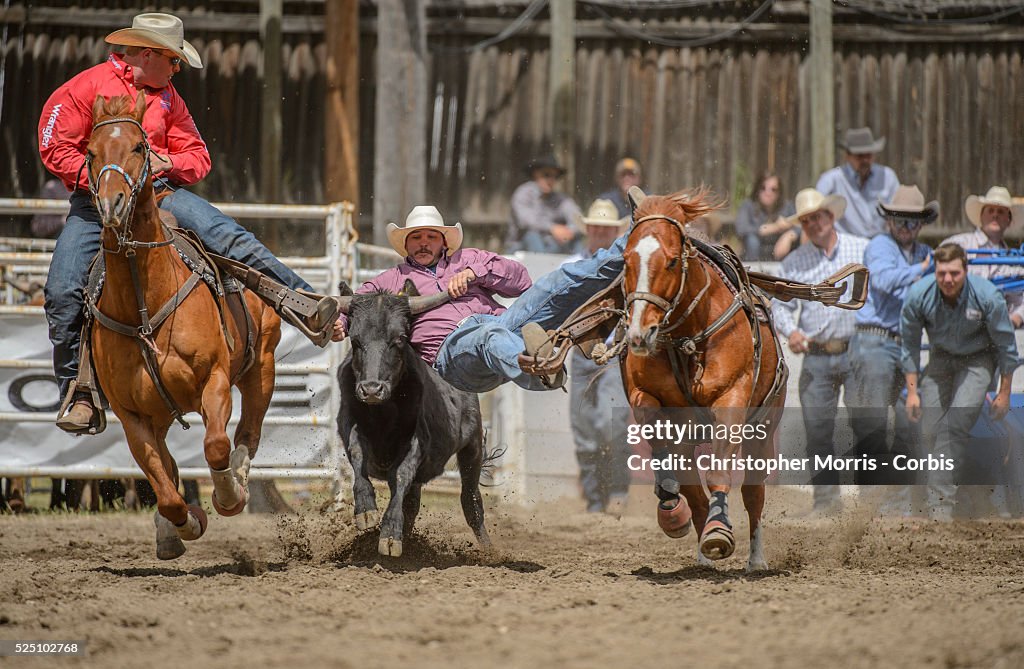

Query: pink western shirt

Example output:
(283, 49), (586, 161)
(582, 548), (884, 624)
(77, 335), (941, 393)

(343, 248), (532, 365)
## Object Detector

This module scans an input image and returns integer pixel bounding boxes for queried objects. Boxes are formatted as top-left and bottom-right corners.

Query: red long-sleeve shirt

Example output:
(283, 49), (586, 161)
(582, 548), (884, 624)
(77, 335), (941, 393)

(38, 54), (211, 192)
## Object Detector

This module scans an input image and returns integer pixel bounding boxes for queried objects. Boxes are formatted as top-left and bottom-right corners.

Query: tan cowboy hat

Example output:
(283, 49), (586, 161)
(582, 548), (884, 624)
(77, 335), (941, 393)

(839, 127), (885, 154)
(787, 188), (847, 226)
(106, 13), (203, 69)
(877, 185), (939, 223)
(581, 199), (626, 227)
(386, 206), (464, 257)
(965, 186), (1014, 227)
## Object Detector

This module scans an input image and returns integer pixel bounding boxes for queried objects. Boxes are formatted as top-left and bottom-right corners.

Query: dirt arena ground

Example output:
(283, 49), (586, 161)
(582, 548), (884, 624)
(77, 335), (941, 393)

(1, 486), (1023, 668)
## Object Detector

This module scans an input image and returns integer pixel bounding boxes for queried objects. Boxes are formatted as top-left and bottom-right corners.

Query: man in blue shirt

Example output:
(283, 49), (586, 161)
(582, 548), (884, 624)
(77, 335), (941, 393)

(816, 127), (900, 239)
(848, 186), (936, 497)
(901, 244), (1020, 521)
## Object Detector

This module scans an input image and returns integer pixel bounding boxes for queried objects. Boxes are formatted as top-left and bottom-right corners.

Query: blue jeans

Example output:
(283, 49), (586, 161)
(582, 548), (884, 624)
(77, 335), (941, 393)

(434, 233), (627, 393)
(44, 189), (312, 398)
(799, 350), (853, 504)
(918, 351), (994, 518)
(847, 331), (919, 485)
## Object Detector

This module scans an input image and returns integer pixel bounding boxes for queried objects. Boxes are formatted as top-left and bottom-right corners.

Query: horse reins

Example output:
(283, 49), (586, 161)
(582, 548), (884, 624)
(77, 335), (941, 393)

(83, 117), (193, 429)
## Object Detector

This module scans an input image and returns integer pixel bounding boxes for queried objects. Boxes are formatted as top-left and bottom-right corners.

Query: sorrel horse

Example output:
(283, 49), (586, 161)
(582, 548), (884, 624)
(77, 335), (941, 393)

(86, 93), (281, 559)
(622, 187), (787, 572)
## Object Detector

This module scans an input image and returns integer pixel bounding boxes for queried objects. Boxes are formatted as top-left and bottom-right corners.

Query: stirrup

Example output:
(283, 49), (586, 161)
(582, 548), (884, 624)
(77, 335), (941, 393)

(279, 292), (342, 348)
(55, 382), (107, 435)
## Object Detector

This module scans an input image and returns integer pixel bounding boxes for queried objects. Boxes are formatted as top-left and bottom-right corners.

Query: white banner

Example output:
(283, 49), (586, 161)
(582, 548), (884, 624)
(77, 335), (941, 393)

(0, 313), (336, 474)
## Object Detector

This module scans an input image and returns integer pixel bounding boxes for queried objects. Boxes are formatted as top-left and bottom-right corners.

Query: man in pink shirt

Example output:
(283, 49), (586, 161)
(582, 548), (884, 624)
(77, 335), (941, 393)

(39, 13), (340, 433)
(340, 203), (631, 393)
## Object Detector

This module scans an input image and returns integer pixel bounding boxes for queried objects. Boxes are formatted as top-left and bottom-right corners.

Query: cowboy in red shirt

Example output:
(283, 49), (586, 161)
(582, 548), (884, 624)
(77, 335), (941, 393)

(38, 13), (341, 433)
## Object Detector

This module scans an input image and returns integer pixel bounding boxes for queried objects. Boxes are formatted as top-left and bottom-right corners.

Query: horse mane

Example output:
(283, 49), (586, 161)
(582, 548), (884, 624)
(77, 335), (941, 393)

(663, 186), (725, 222)
(96, 95), (137, 122)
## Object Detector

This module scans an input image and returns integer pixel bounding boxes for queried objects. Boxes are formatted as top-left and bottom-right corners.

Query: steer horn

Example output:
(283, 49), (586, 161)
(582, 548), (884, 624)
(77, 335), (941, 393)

(408, 291), (451, 315)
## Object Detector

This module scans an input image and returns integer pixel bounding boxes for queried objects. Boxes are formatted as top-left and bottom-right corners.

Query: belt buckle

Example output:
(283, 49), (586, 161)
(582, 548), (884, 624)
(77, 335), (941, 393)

(823, 339), (846, 355)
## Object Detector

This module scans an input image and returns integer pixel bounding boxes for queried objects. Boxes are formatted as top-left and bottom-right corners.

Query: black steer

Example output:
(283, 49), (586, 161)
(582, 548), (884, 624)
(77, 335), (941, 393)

(336, 279), (491, 557)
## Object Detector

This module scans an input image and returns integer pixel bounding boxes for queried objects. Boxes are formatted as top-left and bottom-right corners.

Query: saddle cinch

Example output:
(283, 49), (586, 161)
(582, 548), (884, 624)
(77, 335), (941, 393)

(517, 241), (869, 376)
(58, 213), (336, 435)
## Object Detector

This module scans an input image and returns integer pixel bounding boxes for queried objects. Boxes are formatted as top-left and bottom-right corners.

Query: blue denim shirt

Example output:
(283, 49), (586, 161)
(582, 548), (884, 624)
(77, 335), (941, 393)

(856, 233), (931, 333)
(816, 163), (899, 239)
(900, 274), (1020, 376)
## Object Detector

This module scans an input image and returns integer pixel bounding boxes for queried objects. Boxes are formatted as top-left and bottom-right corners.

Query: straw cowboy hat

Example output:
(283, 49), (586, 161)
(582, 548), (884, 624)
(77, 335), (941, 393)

(581, 199), (626, 227)
(965, 186), (1014, 227)
(839, 127), (885, 154)
(386, 206), (464, 257)
(877, 185), (940, 223)
(106, 13), (203, 69)
(786, 188), (847, 226)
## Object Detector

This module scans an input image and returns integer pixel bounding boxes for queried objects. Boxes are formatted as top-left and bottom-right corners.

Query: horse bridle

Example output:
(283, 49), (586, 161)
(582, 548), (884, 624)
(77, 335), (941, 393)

(83, 116), (192, 429)
(84, 117), (170, 254)
(624, 213), (713, 345)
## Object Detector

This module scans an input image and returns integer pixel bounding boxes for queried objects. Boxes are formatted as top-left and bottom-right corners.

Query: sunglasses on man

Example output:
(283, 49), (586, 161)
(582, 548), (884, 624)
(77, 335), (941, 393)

(889, 217), (924, 231)
(150, 49), (182, 67)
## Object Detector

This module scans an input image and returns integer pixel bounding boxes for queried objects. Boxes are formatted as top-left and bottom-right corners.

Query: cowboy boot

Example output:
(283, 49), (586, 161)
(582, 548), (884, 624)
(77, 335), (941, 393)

(55, 393), (101, 435)
(521, 322), (566, 389)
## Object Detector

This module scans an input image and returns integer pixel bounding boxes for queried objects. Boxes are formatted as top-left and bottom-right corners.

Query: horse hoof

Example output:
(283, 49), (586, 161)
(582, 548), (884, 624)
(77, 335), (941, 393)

(699, 521), (735, 560)
(188, 505), (208, 537)
(657, 497), (692, 538)
(746, 558), (769, 573)
(212, 486), (248, 517)
(156, 536), (187, 560)
(175, 505), (209, 541)
(354, 510), (379, 531)
(154, 511), (187, 559)
(378, 536), (403, 558)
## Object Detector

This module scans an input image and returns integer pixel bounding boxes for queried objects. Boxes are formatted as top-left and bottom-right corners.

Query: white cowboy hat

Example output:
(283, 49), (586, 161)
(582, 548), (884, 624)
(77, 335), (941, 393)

(839, 127), (885, 154)
(877, 185), (940, 223)
(787, 188), (847, 226)
(965, 186), (1014, 228)
(106, 13), (203, 69)
(581, 199), (626, 227)
(386, 206), (464, 257)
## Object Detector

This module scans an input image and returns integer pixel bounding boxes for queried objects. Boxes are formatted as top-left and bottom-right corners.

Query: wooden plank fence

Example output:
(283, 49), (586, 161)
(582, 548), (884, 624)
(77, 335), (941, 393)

(2, 2), (1022, 249)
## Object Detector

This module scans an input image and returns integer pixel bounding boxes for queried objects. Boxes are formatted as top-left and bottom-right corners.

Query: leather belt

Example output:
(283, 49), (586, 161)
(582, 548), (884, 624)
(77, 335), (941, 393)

(807, 339), (850, 355)
(856, 324), (901, 344)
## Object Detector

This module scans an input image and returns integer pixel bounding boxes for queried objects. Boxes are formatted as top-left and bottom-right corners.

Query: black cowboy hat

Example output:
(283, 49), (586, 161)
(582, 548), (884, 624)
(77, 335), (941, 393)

(526, 155), (566, 176)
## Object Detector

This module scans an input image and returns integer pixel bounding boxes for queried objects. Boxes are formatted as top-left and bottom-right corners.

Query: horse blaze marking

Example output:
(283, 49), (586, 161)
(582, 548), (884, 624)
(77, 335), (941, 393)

(629, 234), (660, 334)
(110, 126), (121, 139)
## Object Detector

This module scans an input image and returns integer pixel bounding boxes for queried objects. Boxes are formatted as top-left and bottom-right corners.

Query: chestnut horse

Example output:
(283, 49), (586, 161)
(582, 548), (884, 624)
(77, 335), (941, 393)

(622, 188), (787, 572)
(86, 93), (281, 559)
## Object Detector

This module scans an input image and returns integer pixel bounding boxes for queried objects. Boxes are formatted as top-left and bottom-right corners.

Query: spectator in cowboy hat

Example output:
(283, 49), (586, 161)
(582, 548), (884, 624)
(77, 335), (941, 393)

(815, 126), (900, 239)
(506, 155), (585, 255)
(567, 199), (632, 514)
(38, 12), (342, 433)
(847, 185), (937, 510)
(597, 157), (644, 219)
(942, 186), (1024, 328)
(773, 187), (868, 517)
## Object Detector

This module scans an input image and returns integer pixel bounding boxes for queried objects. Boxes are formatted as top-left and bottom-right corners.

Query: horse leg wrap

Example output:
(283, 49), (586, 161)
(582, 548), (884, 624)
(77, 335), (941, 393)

(210, 447), (250, 517)
(174, 505), (208, 541)
(154, 511), (187, 560)
(699, 491), (735, 560)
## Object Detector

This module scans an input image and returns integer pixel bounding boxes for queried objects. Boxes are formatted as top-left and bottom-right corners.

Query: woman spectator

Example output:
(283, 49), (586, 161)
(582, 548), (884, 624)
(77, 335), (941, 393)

(734, 172), (796, 261)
